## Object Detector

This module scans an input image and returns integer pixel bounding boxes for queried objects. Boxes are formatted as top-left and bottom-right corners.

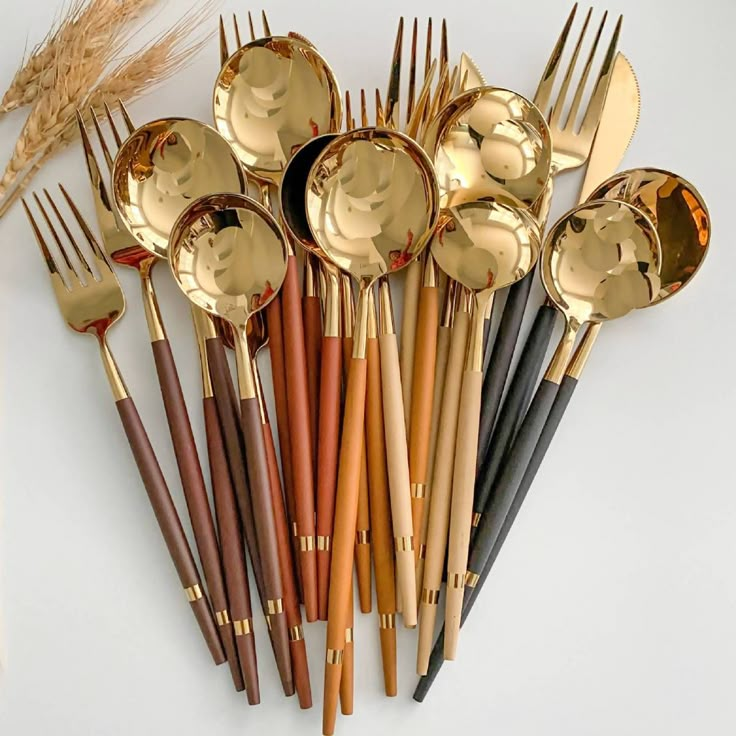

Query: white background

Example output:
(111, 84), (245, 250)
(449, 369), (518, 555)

(1, 0), (735, 733)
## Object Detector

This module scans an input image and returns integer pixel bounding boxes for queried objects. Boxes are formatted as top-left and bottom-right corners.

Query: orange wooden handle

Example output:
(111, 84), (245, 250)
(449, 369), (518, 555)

(339, 581), (355, 716)
(356, 441), (372, 614)
(303, 293), (322, 475)
(399, 258), (422, 430)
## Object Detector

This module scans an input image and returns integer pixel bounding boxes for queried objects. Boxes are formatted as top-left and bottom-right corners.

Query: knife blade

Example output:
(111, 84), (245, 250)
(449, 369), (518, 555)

(458, 52), (486, 93)
(579, 52), (641, 201)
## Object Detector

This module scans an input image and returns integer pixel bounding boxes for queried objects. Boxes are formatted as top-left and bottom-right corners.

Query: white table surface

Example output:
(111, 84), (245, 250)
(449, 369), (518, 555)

(1, 0), (734, 733)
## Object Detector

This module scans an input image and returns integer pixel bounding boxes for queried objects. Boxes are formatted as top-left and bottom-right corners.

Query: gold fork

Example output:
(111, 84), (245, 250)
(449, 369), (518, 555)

(23, 187), (224, 664)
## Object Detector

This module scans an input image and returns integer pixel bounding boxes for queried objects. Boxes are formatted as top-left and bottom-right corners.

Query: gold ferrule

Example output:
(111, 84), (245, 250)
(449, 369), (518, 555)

(351, 287), (369, 360)
(323, 265), (341, 338)
(418, 543), (427, 559)
(340, 273), (355, 339)
(233, 618), (253, 636)
(303, 253), (319, 298)
(216, 609), (231, 626)
(185, 584), (203, 602)
(471, 512), (482, 528)
(421, 589), (440, 605)
(267, 598), (284, 615)
(326, 648), (344, 665)
(422, 252), (439, 287)
(139, 261), (167, 343)
(544, 320), (580, 385)
(191, 308), (214, 398)
(566, 322), (601, 380)
(265, 615), (272, 631)
(317, 535), (331, 551)
(378, 613), (396, 629)
(99, 338), (129, 401)
(411, 483), (426, 499)
(356, 529), (370, 545)
(465, 571), (480, 588)
(289, 625), (304, 642)
(465, 293), (492, 373)
(441, 279), (458, 328)
(292, 522), (299, 537)
(299, 535), (315, 552)
(366, 287), (378, 339)
(377, 277), (395, 336)
(394, 535), (414, 553)
(345, 627), (354, 644)
(234, 330), (258, 399)
(448, 573), (465, 589)
(253, 361), (268, 423)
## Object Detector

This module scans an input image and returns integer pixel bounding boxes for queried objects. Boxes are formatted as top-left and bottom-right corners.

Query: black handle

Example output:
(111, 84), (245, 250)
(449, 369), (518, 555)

(472, 304), (558, 523)
(476, 272), (534, 465)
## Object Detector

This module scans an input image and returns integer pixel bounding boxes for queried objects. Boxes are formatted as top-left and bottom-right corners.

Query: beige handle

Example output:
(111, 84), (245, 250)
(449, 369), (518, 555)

(444, 367), (484, 660)
(379, 330), (417, 627)
(399, 258), (422, 432)
(416, 309), (471, 674)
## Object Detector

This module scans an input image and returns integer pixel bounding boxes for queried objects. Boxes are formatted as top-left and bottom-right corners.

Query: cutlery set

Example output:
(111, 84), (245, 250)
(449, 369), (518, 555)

(23, 5), (711, 734)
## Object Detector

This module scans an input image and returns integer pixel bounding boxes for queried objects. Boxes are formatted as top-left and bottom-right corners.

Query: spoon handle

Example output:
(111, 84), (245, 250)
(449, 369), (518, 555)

(303, 254), (322, 478)
(399, 257), (423, 429)
(340, 579), (355, 715)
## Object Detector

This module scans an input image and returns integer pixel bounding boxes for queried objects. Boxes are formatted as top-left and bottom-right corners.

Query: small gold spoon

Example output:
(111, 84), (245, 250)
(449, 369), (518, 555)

(430, 201), (541, 659)
(306, 127), (439, 736)
(168, 192), (293, 697)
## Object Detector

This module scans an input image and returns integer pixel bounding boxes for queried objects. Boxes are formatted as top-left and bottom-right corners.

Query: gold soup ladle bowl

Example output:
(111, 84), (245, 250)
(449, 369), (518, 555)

(306, 127), (439, 736)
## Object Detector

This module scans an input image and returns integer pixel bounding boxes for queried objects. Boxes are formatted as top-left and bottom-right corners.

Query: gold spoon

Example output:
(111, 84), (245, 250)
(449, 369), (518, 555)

(169, 191), (293, 696)
(430, 201), (541, 658)
(306, 127), (439, 735)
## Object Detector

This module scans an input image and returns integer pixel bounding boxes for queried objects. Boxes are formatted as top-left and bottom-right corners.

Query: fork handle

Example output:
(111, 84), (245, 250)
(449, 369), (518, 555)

(115, 396), (224, 664)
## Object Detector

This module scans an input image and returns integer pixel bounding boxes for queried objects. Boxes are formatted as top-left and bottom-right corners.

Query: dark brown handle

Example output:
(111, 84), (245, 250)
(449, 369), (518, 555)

(240, 396), (293, 696)
(115, 396), (224, 664)
(151, 339), (228, 631)
(316, 335), (343, 620)
(303, 293), (322, 479)
(204, 396), (258, 701)
(282, 254), (318, 622)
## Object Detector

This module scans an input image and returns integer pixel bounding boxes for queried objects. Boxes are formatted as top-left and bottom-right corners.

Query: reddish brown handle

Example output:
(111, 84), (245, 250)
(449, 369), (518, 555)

(115, 396), (224, 664)
(282, 255), (318, 621)
(316, 335), (342, 620)
(204, 396), (259, 701)
(303, 293), (322, 477)
(264, 417), (312, 708)
(151, 339), (228, 628)
(240, 396), (293, 696)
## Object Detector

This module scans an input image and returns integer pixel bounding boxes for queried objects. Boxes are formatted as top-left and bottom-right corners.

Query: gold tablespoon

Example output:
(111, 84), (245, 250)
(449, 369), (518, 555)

(169, 192), (294, 696)
(430, 201), (541, 659)
(306, 127), (439, 736)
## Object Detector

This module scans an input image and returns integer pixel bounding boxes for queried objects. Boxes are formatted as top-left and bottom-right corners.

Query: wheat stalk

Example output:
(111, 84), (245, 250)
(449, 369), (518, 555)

(0, 0), (157, 116)
(0, 4), (213, 217)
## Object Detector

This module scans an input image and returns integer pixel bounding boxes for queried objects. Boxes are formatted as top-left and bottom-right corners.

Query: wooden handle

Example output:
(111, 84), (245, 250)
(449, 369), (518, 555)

(355, 440), (372, 614)
(323, 354), (367, 736)
(339, 581), (355, 716)
(240, 396), (294, 696)
(399, 257), (422, 431)
(115, 396), (224, 665)
(282, 254), (318, 621)
(263, 416), (312, 709)
(416, 310), (471, 674)
(303, 292), (322, 477)
(316, 335), (343, 620)
(366, 332), (397, 696)
(409, 283), (439, 559)
(378, 331), (417, 627)
(202, 397), (247, 694)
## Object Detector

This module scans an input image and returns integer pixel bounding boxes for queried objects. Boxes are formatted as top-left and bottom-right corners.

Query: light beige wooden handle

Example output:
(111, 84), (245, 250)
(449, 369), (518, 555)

(379, 330), (417, 628)
(444, 367), (484, 660)
(399, 258), (422, 431)
(416, 310), (471, 675)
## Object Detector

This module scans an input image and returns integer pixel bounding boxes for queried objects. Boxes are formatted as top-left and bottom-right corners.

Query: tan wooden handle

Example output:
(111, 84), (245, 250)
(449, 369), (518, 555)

(379, 331), (417, 628)
(444, 367), (484, 660)
(399, 258), (422, 431)
(416, 311), (471, 675)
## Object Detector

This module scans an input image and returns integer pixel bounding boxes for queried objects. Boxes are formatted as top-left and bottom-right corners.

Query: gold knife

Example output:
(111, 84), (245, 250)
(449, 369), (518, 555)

(458, 51), (486, 93)
(579, 52), (641, 201)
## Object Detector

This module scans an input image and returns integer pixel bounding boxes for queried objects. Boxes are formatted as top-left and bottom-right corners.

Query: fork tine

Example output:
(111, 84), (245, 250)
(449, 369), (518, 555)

(23, 197), (69, 288)
(219, 15), (230, 66)
(406, 18), (418, 127)
(76, 110), (108, 188)
(345, 90), (353, 132)
(59, 184), (114, 275)
(406, 59), (436, 140)
(549, 7), (592, 127)
(103, 102), (123, 148)
(43, 189), (94, 279)
(375, 89), (386, 128)
(563, 11), (608, 130)
(533, 3), (578, 112)
(578, 14), (622, 136)
(385, 17), (404, 131)
(247, 11), (255, 42)
(89, 108), (114, 173)
(424, 18), (432, 80)
(360, 89), (368, 128)
(440, 19), (448, 70)
(117, 100), (135, 135)
(261, 10), (272, 36)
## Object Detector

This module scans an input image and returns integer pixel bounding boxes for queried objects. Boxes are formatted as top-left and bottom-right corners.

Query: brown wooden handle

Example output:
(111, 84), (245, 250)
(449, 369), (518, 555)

(115, 396), (224, 664)
(409, 284), (439, 559)
(203, 396), (258, 700)
(264, 416), (311, 707)
(444, 368), (484, 660)
(316, 335), (342, 621)
(323, 354), (367, 736)
(366, 333), (397, 696)
(240, 396), (293, 696)
(417, 311), (471, 675)
(303, 292), (322, 476)
(151, 339), (229, 642)
(356, 442), (372, 614)
(282, 254), (318, 622)
(399, 258), (422, 430)
(339, 581), (354, 716)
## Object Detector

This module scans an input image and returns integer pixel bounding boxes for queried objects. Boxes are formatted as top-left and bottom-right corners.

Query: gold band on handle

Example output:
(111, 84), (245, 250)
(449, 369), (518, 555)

(326, 648), (344, 665)
(267, 598), (284, 615)
(215, 609), (231, 626)
(265, 615), (272, 632)
(472, 511), (482, 527)
(292, 522), (299, 536)
(378, 613), (396, 629)
(418, 543), (427, 559)
(421, 588), (440, 604)
(411, 482), (426, 499)
(356, 529), (371, 545)
(394, 535), (414, 552)
(289, 625), (304, 642)
(448, 573), (465, 589)
(345, 627), (354, 644)
(299, 535), (315, 551)
(317, 535), (331, 551)
(465, 571), (480, 588)
(185, 584), (203, 602)
(233, 618), (253, 636)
